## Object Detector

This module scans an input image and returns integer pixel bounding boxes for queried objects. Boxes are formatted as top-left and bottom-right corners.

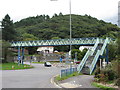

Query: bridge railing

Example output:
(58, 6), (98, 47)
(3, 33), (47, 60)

(77, 48), (92, 73)
(100, 38), (109, 55)
(77, 38), (102, 73)
(89, 38), (109, 74)
(89, 50), (101, 74)
(90, 38), (99, 56)
(11, 37), (103, 47)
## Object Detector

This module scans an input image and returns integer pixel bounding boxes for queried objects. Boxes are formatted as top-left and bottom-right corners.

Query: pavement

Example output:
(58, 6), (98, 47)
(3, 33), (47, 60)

(53, 75), (99, 89)
(49, 62), (98, 88)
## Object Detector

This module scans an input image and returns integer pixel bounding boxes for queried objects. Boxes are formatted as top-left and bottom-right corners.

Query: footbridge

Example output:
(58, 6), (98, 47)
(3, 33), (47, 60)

(11, 37), (106, 47)
(11, 37), (114, 74)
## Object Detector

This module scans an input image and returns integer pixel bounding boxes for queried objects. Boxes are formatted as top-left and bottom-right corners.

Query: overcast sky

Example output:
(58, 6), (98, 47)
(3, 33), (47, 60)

(0, 0), (119, 24)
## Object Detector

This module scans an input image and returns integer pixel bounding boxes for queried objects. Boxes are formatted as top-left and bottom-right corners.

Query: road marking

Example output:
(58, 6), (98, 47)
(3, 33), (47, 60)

(50, 74), (62, 88)
(79, 84), (82, 87)
(60, 83), (79, 88)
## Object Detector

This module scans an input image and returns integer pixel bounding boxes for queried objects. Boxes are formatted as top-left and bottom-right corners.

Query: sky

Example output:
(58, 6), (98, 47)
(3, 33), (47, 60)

(0, 0), (119, 24)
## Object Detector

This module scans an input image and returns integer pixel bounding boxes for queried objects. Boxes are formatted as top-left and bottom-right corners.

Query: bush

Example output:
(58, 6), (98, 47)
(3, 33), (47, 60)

(99, 73), (108, 83)
(94, 65), (118, 82)
(106, 70), (117, 81)
(101, 68), (117, 81)
(115, 78), (120, 86)
(94, 66), (100, 78)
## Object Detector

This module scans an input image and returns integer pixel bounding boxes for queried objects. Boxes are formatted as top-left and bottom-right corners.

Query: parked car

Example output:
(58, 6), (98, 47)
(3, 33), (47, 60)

(44, 62), (52, 67)
(74, 61), (80, 64)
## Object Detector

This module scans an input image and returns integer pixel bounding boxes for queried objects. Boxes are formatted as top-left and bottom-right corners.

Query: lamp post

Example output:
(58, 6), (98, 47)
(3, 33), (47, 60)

(69, 0), (72, 62)
(51, 0), (72, 64)
(68, 0), (72, 69)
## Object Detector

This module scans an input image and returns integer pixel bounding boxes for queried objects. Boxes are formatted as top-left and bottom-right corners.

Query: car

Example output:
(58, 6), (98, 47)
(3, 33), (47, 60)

(44, 62), (52, 67)
(74, 61), (80, 64)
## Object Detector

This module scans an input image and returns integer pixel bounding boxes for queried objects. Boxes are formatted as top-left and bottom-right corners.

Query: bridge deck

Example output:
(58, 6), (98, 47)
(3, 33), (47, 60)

(11, 38), (106, 47)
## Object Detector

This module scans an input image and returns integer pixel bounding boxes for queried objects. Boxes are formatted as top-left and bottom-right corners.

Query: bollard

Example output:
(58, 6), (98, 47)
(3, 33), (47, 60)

(12, 65), (14, 69)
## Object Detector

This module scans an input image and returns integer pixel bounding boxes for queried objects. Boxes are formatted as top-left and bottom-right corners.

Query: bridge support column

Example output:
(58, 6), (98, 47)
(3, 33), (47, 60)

(106, 45), (109, 64)
(18, 46), (21, 65)
(22, 47), (24, 65)
(100, 59), (102, 70)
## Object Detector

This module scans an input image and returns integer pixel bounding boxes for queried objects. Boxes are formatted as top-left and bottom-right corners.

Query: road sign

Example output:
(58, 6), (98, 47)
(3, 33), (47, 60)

(60, 57), (62, 62)
(18, 56), (21, 60)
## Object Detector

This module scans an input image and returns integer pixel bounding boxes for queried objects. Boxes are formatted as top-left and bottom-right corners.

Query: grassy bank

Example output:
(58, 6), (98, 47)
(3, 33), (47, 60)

(92, 82), (117, 90)
(1, 62), (34, 70)
(55, 72), (83, 81)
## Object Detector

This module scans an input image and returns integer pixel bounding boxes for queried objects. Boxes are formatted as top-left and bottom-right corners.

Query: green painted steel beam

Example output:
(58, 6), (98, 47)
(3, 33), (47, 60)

(11, 37), (113, 47)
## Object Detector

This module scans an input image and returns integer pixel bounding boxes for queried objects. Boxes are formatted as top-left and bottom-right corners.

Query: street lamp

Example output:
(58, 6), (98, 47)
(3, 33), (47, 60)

(69, 0), (72, 63)
(51, 0), (72, 63)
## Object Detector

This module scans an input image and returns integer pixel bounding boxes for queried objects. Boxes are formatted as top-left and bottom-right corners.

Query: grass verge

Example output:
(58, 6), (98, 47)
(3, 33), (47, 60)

(32, 62), (44, 64)
(0, 62), (34, 70)
(92, 82), (117, 90)
(55, 72), (83, 81)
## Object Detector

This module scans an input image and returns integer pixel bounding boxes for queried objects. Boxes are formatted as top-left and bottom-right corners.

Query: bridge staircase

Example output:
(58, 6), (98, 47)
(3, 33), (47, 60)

(77, 38), (109, 74)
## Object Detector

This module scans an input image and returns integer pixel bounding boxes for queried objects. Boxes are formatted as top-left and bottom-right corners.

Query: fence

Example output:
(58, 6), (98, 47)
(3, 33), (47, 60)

(60, 67), (77, 78)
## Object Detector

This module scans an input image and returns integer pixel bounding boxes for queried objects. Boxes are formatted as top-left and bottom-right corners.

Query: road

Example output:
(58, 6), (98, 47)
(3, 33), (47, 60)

(2, 62), (64, 88)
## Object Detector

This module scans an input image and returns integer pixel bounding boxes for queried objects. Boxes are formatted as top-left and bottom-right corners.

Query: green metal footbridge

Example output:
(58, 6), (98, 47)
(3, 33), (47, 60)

(11, 37), (114, 74)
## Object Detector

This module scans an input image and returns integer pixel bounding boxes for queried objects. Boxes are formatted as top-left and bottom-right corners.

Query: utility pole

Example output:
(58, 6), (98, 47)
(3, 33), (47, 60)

(69, 0), (72, 69)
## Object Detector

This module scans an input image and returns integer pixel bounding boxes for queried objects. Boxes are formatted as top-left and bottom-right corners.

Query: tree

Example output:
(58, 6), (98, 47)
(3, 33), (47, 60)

(45, 15), (50, 20)
(81, 48), (88, 59)
(21, 33), (38, 55)
(2, 14), (17, 41)
(71, 49), (82, 60)
(22, 33), (38, 41)
(51, 37), (61, 40)
(108, 44), (117, 61)
(53, 13), (58, 17)
(2, 40), (12, 63)
(71, 48), (88, 60)
(59, 12), (63, 16)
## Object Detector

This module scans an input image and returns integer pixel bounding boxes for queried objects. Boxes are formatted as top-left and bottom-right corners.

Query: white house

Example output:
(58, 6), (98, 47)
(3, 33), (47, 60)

(79, 46), (93, 51)
(37, 46), (54, 53)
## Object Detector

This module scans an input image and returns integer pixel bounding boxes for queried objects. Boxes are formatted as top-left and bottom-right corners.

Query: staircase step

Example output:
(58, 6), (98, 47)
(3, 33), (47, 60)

(81, 67), (90, 74)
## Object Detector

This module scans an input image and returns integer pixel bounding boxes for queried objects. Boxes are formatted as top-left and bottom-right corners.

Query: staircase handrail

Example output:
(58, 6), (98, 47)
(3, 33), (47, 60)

(77, 38), (100, 73)
(91, 38), (99, 56)
(77, 48), (91, 73)
(89, 38), (109, 74)
(90, 50), (101, 74)
(100, 38), (109, 55)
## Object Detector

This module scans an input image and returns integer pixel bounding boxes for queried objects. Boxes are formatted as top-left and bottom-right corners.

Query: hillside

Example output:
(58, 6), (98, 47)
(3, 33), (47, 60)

(14, 14), (120, 41)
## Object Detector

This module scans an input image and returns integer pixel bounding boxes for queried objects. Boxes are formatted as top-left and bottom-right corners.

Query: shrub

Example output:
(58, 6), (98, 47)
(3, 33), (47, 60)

(101, 68), (118, 81)
(99, 73), (108, 83)
(115, 78), (120, 86)
(94, 66), (100, 78)
(94, 67), (118, 82)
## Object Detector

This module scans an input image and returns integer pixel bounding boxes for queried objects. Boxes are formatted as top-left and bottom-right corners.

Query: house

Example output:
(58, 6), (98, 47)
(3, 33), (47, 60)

(37, 46), (54, 53)
(79, 46), (92, 51)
